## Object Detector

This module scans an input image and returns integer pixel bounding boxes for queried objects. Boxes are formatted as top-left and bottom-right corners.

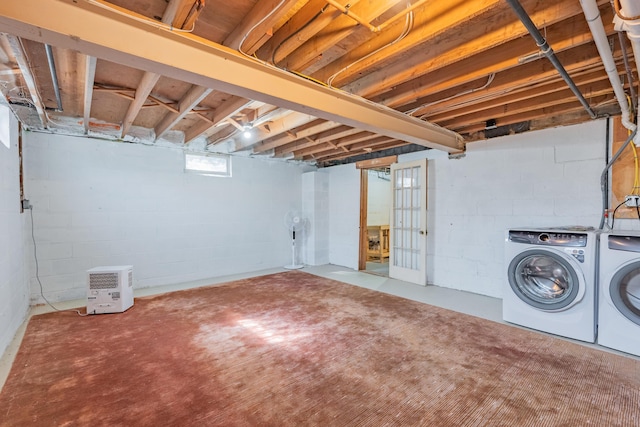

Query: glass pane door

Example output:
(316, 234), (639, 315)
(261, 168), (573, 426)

(389, 159), (427, 285)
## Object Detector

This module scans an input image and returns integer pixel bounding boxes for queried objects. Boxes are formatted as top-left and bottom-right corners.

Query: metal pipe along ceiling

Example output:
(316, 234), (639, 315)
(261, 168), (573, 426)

(506, 0), (598, 120)
(44, 44), (63, 111)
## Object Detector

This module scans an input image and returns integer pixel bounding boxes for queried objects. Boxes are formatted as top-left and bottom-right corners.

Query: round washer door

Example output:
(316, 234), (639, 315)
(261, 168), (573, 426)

(608, 261), (640, 327)
(507, 248), (583, 311)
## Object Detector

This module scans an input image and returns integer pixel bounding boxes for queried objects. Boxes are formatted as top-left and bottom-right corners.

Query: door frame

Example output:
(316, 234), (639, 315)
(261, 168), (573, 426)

(357, 155), (397, 271)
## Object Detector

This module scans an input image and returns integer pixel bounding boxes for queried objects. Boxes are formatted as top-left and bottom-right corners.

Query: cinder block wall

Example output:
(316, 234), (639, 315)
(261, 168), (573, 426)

(0, 106), (28, 357)
(402, 119), (607, 298)
(23, 132), (307, 303)
(302, 171), (330, 266)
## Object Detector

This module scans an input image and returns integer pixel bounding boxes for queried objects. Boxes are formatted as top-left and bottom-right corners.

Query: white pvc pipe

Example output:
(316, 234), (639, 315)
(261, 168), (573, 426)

(614, 0), (640, 144)
(580, 0), (636, 136)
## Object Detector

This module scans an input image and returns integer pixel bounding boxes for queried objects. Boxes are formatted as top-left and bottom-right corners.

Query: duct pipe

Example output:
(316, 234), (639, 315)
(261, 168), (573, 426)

(580, 0), (635, 135)
(615, 0), (640, 139)
(506, 0), (597, 119)
(44, 44), (63, 111)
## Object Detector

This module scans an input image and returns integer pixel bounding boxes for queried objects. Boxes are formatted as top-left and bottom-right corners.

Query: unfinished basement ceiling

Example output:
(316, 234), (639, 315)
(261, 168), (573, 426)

(0, 0), (636, 166)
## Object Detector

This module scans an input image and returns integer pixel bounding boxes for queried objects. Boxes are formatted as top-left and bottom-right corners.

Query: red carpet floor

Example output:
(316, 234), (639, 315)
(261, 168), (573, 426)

(1, 271), (639, 426)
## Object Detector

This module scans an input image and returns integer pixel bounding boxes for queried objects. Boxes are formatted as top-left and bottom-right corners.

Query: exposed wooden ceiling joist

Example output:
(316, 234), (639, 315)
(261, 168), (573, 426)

(0, 0), (463, 153)
(4, 35), (47, 128)
(0, 0), (634, 165)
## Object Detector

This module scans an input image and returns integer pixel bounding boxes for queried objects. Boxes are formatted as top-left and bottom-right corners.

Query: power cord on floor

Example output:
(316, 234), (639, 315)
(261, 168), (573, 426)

(28, 205), (88, 317)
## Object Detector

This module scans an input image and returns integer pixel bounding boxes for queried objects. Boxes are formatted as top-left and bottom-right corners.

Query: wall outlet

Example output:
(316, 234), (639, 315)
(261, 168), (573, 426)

(625, 195), (640, 207)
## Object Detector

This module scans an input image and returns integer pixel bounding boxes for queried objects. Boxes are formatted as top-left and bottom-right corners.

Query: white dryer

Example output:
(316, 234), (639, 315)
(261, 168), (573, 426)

(504, 228), (598, 343)
(598, 231), (640, 356)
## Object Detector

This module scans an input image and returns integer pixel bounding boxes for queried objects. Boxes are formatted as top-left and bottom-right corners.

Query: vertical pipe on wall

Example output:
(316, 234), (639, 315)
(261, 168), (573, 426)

(18, 121), (24, 213)
(599, 126), (636, 229)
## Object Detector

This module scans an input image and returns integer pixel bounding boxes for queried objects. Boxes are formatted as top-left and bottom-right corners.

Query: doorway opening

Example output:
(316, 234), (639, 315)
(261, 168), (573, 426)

(365, 167), (391, 276)
(359, 162), (393, 277)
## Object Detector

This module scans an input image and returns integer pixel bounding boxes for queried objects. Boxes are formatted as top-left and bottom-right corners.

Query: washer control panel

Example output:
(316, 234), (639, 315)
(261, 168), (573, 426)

(564, 247), (586, 263)
(508, 230), (588, 248)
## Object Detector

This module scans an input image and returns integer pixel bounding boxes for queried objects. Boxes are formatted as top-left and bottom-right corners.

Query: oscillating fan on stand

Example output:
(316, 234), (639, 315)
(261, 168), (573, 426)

(284, 210), (305, 270)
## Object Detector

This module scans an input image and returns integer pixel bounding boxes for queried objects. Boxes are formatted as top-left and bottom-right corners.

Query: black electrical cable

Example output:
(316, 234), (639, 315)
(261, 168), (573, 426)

(29, 206), (87, 316)
(635, 203), (640, 222)
(610, 200), (627, 230)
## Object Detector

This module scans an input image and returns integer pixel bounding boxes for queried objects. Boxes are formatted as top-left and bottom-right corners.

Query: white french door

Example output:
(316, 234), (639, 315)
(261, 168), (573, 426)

(389, 159), (428, 285)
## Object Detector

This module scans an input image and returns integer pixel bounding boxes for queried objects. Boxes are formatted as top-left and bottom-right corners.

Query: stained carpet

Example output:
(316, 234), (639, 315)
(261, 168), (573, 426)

(1, 271), (639, 426)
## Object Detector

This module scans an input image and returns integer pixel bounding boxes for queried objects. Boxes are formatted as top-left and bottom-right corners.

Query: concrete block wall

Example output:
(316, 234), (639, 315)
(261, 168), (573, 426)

(302, 171), (330, 265)
(367, 169), (391, 226)
(327, 164), (361, 269)
(23, 131), (307, 303)
(399, 119), (607, 298)
(0, 106), (28, 357)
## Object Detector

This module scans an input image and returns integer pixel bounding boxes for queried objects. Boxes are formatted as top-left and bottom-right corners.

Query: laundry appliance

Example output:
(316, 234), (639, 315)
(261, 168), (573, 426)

(504, 227), (598, 342)
(598, 231), (640, 356)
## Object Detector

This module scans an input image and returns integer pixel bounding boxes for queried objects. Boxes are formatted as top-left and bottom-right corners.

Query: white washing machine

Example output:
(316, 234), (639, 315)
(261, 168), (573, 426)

(504, 227), (598, 343)
(598, 231), (640, 357)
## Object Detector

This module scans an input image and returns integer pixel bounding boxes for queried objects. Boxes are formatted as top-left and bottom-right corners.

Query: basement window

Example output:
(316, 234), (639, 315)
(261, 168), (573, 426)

(184, 153), (231, 177)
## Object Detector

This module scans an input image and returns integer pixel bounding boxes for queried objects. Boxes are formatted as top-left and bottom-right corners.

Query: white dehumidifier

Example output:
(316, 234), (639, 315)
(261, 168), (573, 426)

(87, 265), (134, 314)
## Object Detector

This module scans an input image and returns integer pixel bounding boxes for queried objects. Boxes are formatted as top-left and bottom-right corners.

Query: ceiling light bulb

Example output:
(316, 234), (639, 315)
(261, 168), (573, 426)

(242, 125), (252, 139)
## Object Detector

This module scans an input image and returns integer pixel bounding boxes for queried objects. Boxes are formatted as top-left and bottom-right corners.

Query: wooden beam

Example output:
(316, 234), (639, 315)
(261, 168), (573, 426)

(0, 0), (462, 152)
(314, 0), (501, 87)
(312, 139), (405, 162)
(165, 0), (203, 28)
(154, 85), (212, 140)
(121, 0), (191, 138)
(356, 155), (398, 169)
(83, 55), (97, 134)
(184, 96), (251, 144)
(120, 71), (160, 137)
(406, 62), (607, 119)
(253, 119), (339, 153)
(438, 80), (615, 129)
(377, 9), (615, 109)
(234, 112), (319, 151)
(341, 0), (595, 99)
(274, 126), (361, 157)
(422, 69), (611, 123)
(163, 0), (187, 26)
(453, 94), (612, 135)
(223, 0), (297, 53)
(5, 35), (47, 128)
(281, 0), (396, 72)
(293, 135), (395, 159)
(257, 0), (344, 65)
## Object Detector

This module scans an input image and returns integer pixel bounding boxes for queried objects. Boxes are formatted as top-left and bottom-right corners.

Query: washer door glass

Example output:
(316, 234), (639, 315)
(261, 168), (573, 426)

(609, 261), (640, 327)
(508, 249), (580, 310)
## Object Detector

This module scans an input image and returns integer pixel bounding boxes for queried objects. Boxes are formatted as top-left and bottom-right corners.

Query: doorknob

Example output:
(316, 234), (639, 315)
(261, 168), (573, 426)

(420, 230), (426, 235)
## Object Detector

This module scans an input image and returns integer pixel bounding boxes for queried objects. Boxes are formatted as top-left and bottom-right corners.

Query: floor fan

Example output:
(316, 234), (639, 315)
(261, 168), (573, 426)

(284, 210), (305, 270)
